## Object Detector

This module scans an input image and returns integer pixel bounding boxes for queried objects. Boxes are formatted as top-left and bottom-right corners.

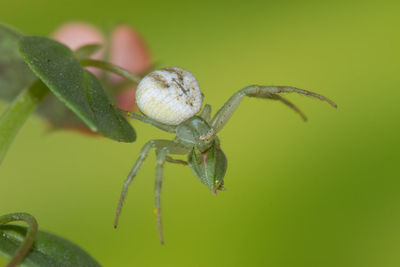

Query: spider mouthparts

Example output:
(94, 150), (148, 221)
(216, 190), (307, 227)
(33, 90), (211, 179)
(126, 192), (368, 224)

(211, 188), (218, 196)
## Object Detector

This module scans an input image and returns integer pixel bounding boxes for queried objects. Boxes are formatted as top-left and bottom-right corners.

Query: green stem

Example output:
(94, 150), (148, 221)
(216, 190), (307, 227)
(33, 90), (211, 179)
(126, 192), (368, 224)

(0, 80), (49, 165)
(0, 213), (38, 267)
(80, 58), (142, 84)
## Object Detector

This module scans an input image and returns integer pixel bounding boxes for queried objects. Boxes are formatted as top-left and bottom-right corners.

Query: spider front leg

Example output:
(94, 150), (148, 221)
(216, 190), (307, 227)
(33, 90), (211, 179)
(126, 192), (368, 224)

(118, 109), (177, 133)
(210, 85), (337, 133)
(199, 104), (212, 122)
(165, 156), (188, 165)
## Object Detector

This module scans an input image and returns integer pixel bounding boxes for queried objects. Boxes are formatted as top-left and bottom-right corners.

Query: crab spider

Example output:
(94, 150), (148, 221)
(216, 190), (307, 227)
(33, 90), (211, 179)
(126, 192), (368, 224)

(114, 67), (337, 244)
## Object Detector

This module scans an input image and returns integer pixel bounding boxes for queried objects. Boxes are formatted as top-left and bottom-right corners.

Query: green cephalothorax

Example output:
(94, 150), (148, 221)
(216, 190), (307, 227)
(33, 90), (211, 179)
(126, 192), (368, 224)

(188, 139), (227, 193)
(176, 116), (215, 152)
(114, 67), (337, 244)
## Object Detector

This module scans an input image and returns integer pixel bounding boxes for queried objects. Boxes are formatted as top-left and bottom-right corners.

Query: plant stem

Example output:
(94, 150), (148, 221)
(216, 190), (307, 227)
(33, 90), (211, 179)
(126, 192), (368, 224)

(80, 58), (142, 84)
(0, 80), (49, 166)
(0, 213), (38, 267)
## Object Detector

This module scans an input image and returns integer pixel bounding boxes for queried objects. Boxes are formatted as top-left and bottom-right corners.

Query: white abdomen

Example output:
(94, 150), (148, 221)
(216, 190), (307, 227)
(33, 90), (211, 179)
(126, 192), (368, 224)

(136, 67), (203, 125)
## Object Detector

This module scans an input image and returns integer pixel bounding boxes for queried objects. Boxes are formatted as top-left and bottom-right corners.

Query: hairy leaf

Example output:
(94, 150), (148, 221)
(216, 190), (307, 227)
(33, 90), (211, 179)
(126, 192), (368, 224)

(19, 36), (135, 142)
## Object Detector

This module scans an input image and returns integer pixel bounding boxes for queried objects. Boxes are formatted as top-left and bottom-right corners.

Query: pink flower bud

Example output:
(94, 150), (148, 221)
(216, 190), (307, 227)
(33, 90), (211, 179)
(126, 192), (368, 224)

(52, 22), (105, 76)
(52, 22), (105, 52)
(109, 24), (152, 111)
(109, 24), (152, 82)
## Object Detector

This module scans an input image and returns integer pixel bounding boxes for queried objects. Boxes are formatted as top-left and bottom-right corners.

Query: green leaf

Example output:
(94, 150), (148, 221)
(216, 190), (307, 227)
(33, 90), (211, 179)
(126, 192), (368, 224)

(74, 44), (102, 59)
(19, 36), (136, 142)
(0, 80), (49, 165)
(0, 213), (38, 267)
(0, 24), (36, 101)
(0, 225), (102, 267)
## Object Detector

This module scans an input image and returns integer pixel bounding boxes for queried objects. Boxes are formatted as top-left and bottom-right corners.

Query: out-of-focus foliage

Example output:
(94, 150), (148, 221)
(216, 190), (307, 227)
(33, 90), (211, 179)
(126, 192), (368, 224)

(0, 81), (49, 165)
(0, 25), (36, 100)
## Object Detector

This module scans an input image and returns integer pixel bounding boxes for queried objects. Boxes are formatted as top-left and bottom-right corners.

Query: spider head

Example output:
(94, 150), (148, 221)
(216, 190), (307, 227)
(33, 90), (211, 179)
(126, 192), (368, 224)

(187, 140), (227, 193)
(176, 116), (216, 152)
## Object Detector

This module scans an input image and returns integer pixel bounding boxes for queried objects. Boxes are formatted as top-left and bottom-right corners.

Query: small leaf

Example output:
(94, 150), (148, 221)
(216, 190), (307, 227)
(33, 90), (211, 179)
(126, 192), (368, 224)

(0, 24), (36, 101)
(74, 43), (102, 59)
(19, 36), (135, 142)
(0, 225), (101, 267)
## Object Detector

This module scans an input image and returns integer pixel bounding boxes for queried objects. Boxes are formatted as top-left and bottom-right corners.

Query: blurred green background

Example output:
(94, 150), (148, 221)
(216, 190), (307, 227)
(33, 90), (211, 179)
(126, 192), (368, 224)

(1, 0), (400, 266)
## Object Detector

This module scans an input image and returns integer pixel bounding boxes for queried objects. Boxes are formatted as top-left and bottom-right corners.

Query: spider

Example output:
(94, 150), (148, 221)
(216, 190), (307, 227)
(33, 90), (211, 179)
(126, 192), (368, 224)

(114, 67), (336, 244)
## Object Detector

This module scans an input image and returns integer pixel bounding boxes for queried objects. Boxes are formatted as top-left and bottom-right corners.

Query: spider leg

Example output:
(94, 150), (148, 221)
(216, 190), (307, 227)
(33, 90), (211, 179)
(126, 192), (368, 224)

(269, 94), (308, 121)
(199, 104), (212, 122)
(165, 156), (188, 165)
(114, 139), (190, 239)
(154, 148), (167, 244)
(210, 85), (337, 133)
(153, 143), (190, 244)
(114, 140), (156, 228)
(117, 108), (177, 133)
